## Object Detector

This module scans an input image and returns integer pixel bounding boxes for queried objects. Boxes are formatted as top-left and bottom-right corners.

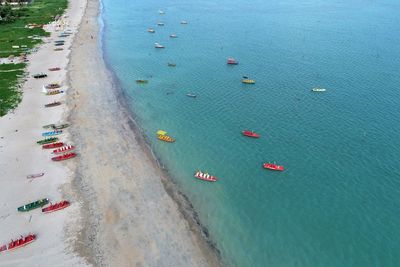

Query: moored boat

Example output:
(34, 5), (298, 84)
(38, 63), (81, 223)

(311, 87), (326, 92)
(158, 10), (165, 14)
(17, 198), (49, 212)
(242, 130), (260, 138)
(180, 20), (188, 24)
(263, 162), (284, 171)
(42, 200), (70, 214)
(42, 142), (64, 149)
(136, 79), (149, 84)
(51, 152), (77, 161)
(169, 34), (178, 38)
(227, 57), (239, 65)
(42, 130), (62, 137)
(186, 93), (197, 98)
(53, 145), (75, 154)
(242, 79), (255, 84)
(194, 171), (218, 182)
(157, 22), (165, 26)
(147, 28), (155, 33)
(44, 101), (61, 108)
(167, 63), (176, 67)
(26, 173), (44, 179)
(154, 42), (165, 48)
(2, 234), (36, 252)
(37, 137), (59, 145)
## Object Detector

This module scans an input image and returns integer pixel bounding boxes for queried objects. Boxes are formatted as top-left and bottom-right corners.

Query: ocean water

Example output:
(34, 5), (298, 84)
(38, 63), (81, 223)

(100, 0), (400, 266)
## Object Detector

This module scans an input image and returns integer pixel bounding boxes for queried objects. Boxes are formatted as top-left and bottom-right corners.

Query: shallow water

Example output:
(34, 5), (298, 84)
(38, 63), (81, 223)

(101, 0), (400, 266)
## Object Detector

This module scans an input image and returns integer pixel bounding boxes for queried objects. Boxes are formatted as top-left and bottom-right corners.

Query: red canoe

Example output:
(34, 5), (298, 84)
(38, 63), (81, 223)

(43, 142), (64, 149)
(4, 234), (36, 252)
(242, 130), (260, 138)
(263, 163), (284, 171)
(42, 200), (70, 214)
(194, 171), (218, 182)
(53, 145), (75, 154)
(52, 152), (76, 161)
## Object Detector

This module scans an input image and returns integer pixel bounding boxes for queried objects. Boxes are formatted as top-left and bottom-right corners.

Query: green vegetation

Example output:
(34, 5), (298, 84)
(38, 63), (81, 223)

(0, 63), (26, 116)
(0, 0), (67, 116)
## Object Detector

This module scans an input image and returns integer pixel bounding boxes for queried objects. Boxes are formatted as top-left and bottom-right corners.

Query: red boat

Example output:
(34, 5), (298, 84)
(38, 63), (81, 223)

(263, 163), (284, 171)
(53, 145), (75, 154)
(51, 152), (76, 161)
(42, 200), (70, 214)
(42, 142), (64, 149)
(227, 58), (239, 65)
(242, 130), (260, 138)
(194, 171), (218, 182)
(48, 67), (61, 71)
(3, 234), (36, 252)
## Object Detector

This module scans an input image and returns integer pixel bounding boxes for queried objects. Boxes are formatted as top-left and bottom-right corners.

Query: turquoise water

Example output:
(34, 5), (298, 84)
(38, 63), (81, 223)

(101, 0), (400, 266)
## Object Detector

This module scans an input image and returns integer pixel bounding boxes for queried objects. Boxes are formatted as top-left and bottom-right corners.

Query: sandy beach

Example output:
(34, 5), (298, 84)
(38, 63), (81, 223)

(1, 0), (221, 266)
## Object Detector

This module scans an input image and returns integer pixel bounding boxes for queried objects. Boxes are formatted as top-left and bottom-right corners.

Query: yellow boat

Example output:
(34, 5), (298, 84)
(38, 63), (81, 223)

(157, 130), (175, 143)
(242, 79), (255, 84)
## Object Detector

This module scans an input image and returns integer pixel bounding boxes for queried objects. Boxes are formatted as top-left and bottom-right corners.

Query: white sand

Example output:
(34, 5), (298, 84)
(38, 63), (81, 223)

(0, 0), (88, 266)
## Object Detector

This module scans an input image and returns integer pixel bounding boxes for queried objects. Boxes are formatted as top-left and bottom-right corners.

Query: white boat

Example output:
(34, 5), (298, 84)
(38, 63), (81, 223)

(169, 34), (178, 38)
(147, 28), (155, 33)
(180, 20), (188, 24)
(154, 42), (165, 48)
(311, 88), (326, 92)
(158, 10), (165, 14)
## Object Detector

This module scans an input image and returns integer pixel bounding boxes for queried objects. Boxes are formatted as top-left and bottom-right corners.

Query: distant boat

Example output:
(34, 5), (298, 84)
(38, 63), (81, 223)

(263, 162), (284, 171)
(311, 87), (326, 92)
(169, 34), (178, 38)
(147, 28), (155, 33)
(180, 20), (188, 24)
(158, 10), (165, 14)
(227, 58), (239, 65)
(186, 93), (197, 98)
(154, 42), (165, 48)
(194, 171), (217, 182)
(242, 130), (260, 138)
(167, 63), (176, 67)
(157, 22), (165, 26)
(136, 79), (149, 84)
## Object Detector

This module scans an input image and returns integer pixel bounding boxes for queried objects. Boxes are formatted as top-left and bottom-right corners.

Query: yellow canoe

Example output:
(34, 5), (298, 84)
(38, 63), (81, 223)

(157, 134), (175, 142)
(242, 79), (255, 84)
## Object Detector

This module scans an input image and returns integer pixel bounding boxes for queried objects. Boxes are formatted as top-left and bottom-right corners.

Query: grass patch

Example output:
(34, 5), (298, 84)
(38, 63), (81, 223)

(0, 63), (26, 116)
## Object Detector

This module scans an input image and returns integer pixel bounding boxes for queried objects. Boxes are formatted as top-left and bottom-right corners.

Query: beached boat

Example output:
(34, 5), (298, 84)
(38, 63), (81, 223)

(136, 79), (149, 84)
(157, 130), (175, 143)
(180, 20), (188, 24)
(37, 137), (59, 145)
(54, 43), (64, 46)
(1, 234), (36, 252)
(44, 101), (61, 108)
(147, 28), (155, 33)
(312, 87), (326, 92)
(167, 63), (176, 67)
(51, 152), (77, 161)
(154, 42), (165, 48)
(52, 123), (70, 130)
(42, 130), (62, 137)
(42, 142), (64, 149)
(242, 130), (260, 138)
(54, 48), (63, 51)
(263, 162), (285, 171)
(46, 90), (64, 96)
(42, 200), (70, 214)
(17, 198), (49, 212)
(26, 173), (45, 179)
(186, 93), (197, 98)
(48, 67), (61, 71)
(227, 58), (239, 65)
(157, 22), (165, 26)
(32, 73), (47, 79)
(194, 171), (218, 182)
(53, 145), (75, 154)
(242, 79), (255, 84)
(169, 34), (178, 38)
(42, 123), (55, 129)
(45, 83), (61, 89)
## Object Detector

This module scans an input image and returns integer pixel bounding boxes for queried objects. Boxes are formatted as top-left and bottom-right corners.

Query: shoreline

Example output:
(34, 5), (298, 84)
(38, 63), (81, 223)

(68, 0), (222, 266)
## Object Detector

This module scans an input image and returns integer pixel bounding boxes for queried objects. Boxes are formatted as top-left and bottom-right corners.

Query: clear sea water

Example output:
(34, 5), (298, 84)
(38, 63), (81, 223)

(100, 0), (400, 266)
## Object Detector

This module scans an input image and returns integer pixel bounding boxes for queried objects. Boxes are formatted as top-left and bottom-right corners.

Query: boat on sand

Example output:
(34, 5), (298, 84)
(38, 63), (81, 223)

(26, 173), (45, 179)
(52, 152), (77, 161)
(53, 145), (75, 154)
(42, 130), (62, 137)
(44, 101), (62, 108)
(42, 200), (70, 214)
(194, 171), (218, 182)
(42, 142), (64, 149)
(1, 234), (36, 252)
(18, 198), (49, 212)
(37, 137), (59, 145)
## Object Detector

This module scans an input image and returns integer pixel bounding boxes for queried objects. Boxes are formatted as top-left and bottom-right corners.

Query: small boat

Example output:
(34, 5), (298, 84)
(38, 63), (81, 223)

(42, 123), (55, 129)
(32, 73), (47, 79)
(52, 152), (77, 161)
(242, 79), (255, 84)
(242, 130), (260, 138)
(194, 171), (217, 182)
(180, 20), (188, 24)
(45, 83), (61, 89)
(42, 142), (64, 149)
(154, 42), (165, 48)
(147, 28), (155, 33)
(42, 130), (62, 137)
(37, 137), (59, 145)
(158, 10), (165, 14)
(311, 87), (326, 92)
(186, 93), (197, 98)
(48, 67), (61, 71)
(227, 58), (239, 65)
(167, 63), (176, 67)
(54, 43), (64, 46)
(263, 162), (285, 171)
(53, 145), (75, 154)
(2, 234), (36, 252)
(17, 198), (49, 212)
(42, 200), (70, 214)
(46, 90), (64, 95)
(157, 22), (165, 26)
(44, 101), (61, 108)
(157, 130), (175, 143)
(136, 79), (149, 84)
(52, 123), (70, 130)
(54, 48), (64, 51)
(169, 34), (178, 38)
(26, 173), (45, 179)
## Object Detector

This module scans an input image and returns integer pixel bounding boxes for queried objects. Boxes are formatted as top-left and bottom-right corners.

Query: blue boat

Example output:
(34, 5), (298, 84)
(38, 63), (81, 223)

(42, 130), (62, 137)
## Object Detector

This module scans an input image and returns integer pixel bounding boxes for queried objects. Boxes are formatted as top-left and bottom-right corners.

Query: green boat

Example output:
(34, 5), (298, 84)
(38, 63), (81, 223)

(53, 123), (70, 130)
(36, 137), (58, 145)
(17, 198), (49, 212)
